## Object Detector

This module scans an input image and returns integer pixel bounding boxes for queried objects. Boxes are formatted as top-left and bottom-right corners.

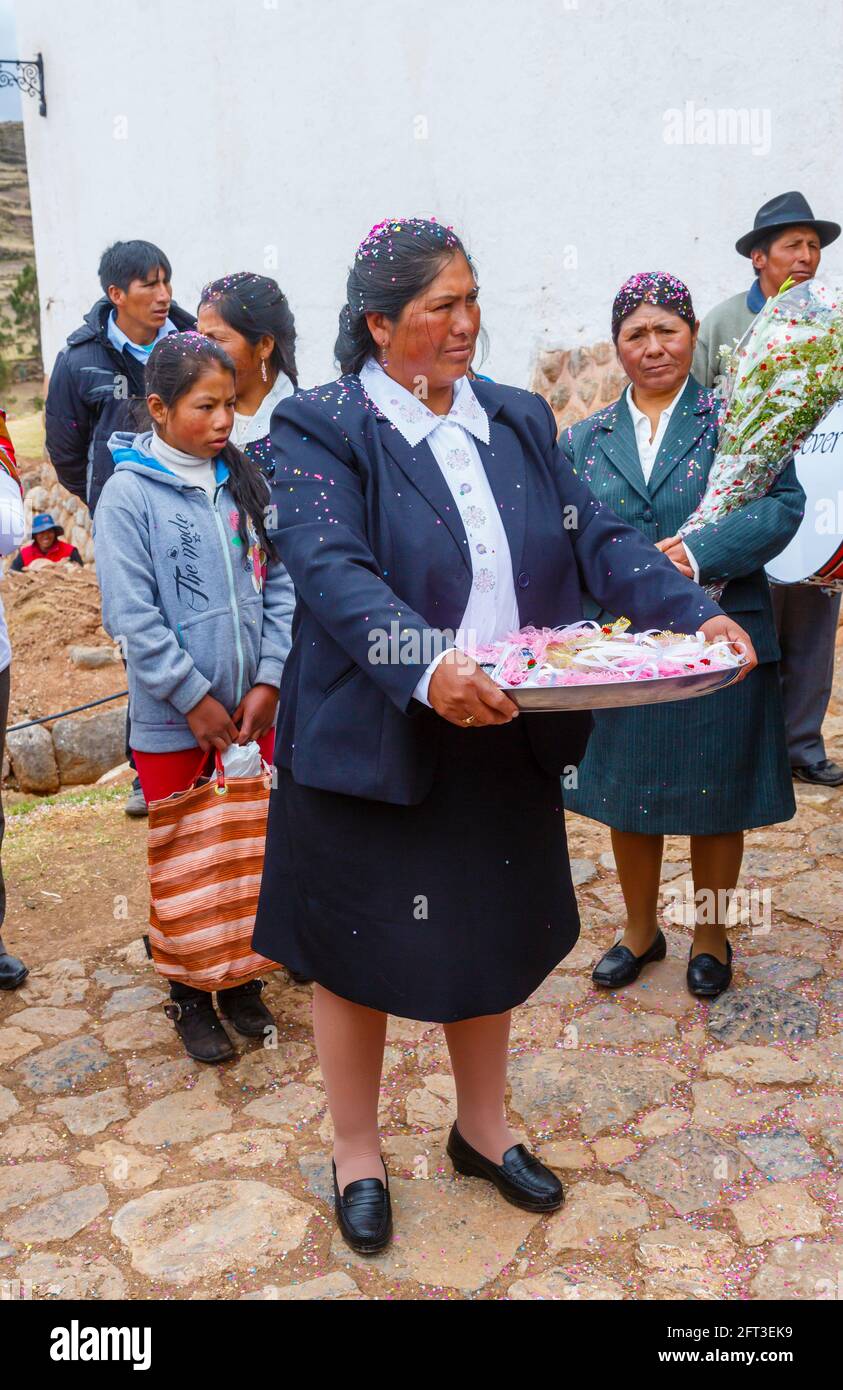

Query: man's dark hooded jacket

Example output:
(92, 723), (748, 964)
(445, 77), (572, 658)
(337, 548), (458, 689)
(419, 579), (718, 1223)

(45, 296), (195, 514)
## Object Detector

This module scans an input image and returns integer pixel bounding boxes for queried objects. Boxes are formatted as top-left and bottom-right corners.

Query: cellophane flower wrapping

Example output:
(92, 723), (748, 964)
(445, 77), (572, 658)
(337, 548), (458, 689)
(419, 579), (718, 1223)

(679, 277), (843, 600)
(471, 619), (745, 689)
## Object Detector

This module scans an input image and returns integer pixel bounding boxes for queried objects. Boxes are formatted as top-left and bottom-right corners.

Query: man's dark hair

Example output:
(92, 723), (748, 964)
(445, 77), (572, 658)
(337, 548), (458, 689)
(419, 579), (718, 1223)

(749, 231), (775, 276)
(98, 240), (172, 295)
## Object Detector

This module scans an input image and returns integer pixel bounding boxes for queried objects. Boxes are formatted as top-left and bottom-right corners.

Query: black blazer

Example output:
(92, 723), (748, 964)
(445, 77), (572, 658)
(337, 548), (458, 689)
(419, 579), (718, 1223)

(267, 374), (722, 805)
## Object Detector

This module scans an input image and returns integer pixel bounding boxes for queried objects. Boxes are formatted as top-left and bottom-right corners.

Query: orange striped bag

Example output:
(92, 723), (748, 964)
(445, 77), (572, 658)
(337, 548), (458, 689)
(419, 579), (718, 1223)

(146, 753), (279, 991)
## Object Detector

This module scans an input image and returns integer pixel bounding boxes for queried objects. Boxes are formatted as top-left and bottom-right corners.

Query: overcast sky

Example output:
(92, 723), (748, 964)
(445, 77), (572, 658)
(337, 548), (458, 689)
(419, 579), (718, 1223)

(0, 0), (22, 121)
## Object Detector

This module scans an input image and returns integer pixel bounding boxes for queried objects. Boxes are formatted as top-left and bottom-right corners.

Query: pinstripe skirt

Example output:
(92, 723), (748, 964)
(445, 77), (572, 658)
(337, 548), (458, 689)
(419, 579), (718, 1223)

(564, 660), (795, 836)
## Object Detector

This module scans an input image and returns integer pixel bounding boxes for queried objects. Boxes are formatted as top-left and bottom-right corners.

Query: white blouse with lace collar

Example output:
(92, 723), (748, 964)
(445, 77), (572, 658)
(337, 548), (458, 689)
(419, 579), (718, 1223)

(359, 357), (519, 706)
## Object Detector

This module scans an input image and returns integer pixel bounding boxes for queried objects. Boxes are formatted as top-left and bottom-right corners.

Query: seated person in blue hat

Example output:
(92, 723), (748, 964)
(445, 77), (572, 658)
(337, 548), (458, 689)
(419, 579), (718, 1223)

(10, 513), (84, 571)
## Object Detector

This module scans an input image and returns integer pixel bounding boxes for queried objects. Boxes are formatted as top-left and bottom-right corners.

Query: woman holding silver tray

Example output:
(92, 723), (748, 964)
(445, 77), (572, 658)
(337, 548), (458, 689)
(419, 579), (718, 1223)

(561, 272), (804, 1002)
(252, 224), (754, 1255)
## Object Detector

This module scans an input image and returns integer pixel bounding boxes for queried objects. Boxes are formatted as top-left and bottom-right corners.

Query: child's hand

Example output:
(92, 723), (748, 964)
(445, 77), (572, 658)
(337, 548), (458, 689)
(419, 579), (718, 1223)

(232, 684), (279, 744)
(186, 694), (240, 752)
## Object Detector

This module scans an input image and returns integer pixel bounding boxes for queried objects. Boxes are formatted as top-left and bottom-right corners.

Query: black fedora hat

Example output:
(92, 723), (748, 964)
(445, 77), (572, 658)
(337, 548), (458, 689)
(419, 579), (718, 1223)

(736, 190), (841, 257)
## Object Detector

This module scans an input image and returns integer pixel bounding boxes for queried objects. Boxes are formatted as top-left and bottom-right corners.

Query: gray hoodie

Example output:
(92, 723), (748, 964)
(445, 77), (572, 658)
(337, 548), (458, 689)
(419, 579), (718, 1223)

(93, 430), (294, 752)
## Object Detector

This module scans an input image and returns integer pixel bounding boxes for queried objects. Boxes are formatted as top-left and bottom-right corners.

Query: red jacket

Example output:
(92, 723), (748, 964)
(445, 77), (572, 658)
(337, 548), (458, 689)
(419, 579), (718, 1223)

(19, 538), (76, 567)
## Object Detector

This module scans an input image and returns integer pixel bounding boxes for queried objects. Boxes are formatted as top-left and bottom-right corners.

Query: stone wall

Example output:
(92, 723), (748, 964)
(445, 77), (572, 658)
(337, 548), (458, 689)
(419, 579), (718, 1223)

(5, 705), (126, 794)
(530, 342), (628, 433)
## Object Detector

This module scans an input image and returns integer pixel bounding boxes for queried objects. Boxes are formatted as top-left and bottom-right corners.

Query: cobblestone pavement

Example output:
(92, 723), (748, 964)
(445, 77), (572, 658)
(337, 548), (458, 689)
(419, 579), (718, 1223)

(2, 744), (843, 1300)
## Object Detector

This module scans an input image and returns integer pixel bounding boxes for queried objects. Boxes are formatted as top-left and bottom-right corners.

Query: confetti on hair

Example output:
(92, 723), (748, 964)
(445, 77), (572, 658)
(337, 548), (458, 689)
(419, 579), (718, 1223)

(611, 271), (696, 342)
(355, 216), (458, 262)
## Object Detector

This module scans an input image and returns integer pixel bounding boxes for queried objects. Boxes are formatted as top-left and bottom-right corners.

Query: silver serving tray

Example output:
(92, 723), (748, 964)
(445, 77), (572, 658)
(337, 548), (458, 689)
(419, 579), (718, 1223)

(506, 665), (742, 712)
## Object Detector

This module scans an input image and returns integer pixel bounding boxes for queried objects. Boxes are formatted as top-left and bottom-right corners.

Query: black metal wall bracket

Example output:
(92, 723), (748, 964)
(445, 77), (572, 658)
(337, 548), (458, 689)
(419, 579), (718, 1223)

(0, 53), (46, 117)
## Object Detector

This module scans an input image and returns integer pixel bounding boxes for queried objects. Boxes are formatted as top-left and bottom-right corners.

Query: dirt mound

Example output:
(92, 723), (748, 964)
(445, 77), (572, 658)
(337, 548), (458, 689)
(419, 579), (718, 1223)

(1, 561), (126, 727)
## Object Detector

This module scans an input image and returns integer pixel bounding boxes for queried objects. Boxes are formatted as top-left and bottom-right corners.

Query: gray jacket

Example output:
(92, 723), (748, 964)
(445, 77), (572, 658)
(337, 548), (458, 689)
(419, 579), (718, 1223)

(692, 283), (764, 389)
(93, 431), (294, 752)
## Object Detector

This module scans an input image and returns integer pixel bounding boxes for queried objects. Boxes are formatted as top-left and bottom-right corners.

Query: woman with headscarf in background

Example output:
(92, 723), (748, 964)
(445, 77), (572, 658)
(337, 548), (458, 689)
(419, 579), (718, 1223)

(561, 272), (804, 999)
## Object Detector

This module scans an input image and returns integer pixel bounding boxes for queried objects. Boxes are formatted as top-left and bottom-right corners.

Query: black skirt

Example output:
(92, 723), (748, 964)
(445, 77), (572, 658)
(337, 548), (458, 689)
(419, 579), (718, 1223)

(252, 718), (580, 1022)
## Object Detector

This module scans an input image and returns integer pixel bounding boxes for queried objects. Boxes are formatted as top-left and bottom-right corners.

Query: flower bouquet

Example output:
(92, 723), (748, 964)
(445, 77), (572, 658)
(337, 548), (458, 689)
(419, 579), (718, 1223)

(471, 618), (746, 712)
(679, 277), (843, 600)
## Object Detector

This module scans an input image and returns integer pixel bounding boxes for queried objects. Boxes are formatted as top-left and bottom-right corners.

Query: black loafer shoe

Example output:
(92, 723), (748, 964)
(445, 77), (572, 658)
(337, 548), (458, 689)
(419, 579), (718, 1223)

(792, 759), (843, 787)
(163, 996), (235, 1063)
(217, 979), (275, 1038)
(687, 939), (733, 998)
(446, 1123), (564, 1213)
(0, 950), (28, 990)
(591, 929), (666, 989)
(332, 1159), (392, 1254)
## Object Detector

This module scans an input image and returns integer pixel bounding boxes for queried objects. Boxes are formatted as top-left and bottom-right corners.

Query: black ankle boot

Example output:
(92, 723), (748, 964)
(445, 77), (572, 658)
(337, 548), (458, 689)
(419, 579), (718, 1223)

(0, 944), (28, 990)
(163, 993), (235, 1063)
(217, 978), (275, 1038)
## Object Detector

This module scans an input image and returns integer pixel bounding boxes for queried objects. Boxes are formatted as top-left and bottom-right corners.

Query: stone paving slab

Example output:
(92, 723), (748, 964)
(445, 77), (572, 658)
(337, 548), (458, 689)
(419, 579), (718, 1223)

(1, 786), (842, 1301)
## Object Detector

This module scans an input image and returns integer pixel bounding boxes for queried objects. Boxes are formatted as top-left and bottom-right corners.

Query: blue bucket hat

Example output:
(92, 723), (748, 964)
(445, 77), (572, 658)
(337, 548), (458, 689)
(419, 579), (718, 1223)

(31, 513), (64, 537)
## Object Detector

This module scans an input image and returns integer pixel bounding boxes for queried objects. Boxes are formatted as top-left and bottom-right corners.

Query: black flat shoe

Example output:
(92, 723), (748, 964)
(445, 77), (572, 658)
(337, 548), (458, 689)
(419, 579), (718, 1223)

(687, 939), (733, 998)
(332, 1159), (392, 1255)
(0, 950), (29, 990)
(217, 979), (275, 1038)
(591, 929), (666, 989)
(792, 759), (843, 787)
(446, 1123), (564, 1213)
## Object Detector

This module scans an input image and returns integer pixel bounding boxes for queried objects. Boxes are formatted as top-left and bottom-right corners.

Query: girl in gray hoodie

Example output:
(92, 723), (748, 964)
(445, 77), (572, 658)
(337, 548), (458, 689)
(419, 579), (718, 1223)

(94, 331), (295, 1063)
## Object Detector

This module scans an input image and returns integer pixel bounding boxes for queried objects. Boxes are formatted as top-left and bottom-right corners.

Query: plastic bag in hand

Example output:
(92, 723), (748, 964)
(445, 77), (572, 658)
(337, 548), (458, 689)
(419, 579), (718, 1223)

(218, 740), (264, 779)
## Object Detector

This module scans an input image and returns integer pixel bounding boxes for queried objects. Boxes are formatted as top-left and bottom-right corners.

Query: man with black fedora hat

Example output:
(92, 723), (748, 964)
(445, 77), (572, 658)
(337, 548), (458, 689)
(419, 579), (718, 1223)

(694, 191), (840, 387)
(694, 190), (843, 786)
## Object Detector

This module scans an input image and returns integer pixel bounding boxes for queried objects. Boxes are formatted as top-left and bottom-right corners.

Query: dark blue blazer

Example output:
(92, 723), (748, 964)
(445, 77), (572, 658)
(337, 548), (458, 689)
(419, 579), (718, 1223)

(267, 374), (722, 805)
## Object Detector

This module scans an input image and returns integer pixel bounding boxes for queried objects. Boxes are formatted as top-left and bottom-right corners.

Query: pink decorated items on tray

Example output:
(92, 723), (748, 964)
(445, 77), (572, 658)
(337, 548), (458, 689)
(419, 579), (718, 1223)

(470, 618), (747, 712)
